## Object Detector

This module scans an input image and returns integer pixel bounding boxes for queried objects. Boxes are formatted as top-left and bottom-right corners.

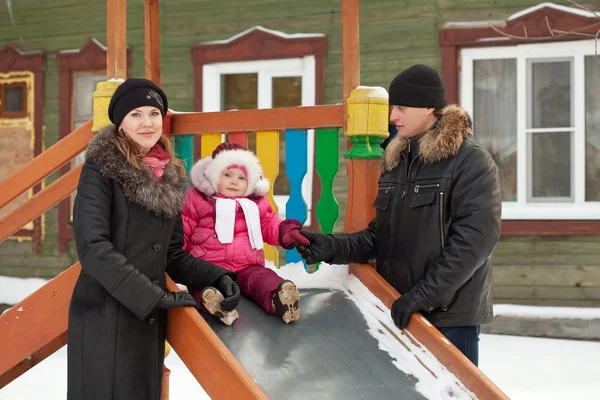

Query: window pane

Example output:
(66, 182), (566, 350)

(530, 61), (571, 128)
(73, 72), (105, 122)
(271, 77), (302, 195)
(585, 56), (600, 201)
(531, 131), (571, 199)
(4, 86), (24, 112)
(273, 77), (302, 108)
(222, 73), (257, 110)
(473, 59), (517, 201)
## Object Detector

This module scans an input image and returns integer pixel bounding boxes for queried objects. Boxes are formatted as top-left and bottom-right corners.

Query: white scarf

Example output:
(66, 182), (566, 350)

(214, 197), (264, 250)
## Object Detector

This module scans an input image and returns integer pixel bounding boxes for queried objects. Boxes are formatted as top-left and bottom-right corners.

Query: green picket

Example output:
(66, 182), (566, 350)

(315, 128), (340, 235)
(174, 134), (194, 182)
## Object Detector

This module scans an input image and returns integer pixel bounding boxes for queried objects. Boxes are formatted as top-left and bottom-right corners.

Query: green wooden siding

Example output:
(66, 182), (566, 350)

(493, 236), (600, 306)
(0, 0), (599, 308)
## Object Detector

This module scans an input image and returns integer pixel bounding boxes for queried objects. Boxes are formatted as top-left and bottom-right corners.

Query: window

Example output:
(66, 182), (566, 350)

(461, 39), (599, 220)
(0, 82), (27, 118)
(70, 72), (106, 220)
(203, 57), (316, 217)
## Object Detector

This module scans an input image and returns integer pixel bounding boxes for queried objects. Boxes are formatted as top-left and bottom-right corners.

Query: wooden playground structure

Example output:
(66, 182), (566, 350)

(0, 0), (509, 398)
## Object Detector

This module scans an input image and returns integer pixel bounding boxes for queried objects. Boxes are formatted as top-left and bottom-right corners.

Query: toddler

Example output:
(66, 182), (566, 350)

(182, 143), (309, 325)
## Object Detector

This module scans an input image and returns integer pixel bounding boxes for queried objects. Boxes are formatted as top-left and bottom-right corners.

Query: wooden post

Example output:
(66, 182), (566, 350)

(341, 0), (360, 112)
(144, 0), (161, 84)
(92, 0), (127, 132)
(106, 0), (127, 80)
(343, 87), (389, 233)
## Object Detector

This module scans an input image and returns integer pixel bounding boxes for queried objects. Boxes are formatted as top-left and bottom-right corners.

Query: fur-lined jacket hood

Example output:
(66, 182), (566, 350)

(189, 156), (217, 197)
(383, 104), (473, 171)
(84, 125), (187, 217)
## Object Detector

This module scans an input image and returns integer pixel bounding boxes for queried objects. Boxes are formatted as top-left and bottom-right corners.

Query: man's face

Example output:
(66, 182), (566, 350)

(389, 105), (434, 138)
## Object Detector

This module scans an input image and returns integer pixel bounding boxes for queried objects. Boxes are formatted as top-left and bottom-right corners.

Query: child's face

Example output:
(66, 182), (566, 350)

(217, 168), (248, 197)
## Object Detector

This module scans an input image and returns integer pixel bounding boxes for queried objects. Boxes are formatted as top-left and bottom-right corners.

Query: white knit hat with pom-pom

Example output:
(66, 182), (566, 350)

(203, 142), (270, 197)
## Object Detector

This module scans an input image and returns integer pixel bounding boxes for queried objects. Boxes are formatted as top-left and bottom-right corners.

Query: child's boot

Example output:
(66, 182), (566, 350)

(201, 287), (239, 326)
(272, 280), (300, 324)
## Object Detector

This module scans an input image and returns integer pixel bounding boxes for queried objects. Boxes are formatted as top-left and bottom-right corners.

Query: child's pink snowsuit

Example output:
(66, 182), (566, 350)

(182, 156), (301, 315)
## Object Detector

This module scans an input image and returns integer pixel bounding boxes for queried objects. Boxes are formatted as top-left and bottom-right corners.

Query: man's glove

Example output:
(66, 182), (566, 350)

(391, 292), (422, 330)
(216, 275), (240, 312)
(294, 230), (336, 264)
(157, 291), (198, 309)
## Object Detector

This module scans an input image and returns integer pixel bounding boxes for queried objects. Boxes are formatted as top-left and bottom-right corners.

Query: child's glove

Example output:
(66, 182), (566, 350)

(391, 292), (421, 330)
(216, 275), (240, 312)
(156, 291), (198, 309)
(279, 219), (310, 250)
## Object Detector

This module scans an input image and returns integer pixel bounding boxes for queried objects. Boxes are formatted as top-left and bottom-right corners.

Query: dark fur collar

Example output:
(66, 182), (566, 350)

(383, 104), (472, 171)
(85, 125), (187, 217)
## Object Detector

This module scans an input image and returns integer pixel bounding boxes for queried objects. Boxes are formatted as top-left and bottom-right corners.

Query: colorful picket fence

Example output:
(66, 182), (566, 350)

(174, 128), (340, 270)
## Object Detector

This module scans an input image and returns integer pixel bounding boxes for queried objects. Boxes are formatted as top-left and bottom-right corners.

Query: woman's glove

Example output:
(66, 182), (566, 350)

(216, 275), (241, 311)
(156, 291), (198, 309)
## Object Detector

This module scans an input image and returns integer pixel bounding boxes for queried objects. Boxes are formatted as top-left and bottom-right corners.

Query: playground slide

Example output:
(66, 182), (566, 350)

(199, 264), (477, 400)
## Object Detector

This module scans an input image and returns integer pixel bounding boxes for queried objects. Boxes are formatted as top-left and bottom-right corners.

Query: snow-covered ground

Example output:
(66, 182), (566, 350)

(1, 264), (599, 399)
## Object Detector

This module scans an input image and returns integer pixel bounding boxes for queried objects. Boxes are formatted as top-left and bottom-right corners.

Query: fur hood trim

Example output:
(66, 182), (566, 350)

(383, 104), (472, 171)
(85, 125), (187, 217)
(189, 156), (216, 196)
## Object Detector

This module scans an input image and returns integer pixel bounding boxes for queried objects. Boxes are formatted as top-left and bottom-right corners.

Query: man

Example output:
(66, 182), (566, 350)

(297, 64), (501, 366)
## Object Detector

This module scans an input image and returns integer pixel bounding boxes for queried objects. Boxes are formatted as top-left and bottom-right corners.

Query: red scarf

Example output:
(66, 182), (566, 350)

(142, 144), (171, 179)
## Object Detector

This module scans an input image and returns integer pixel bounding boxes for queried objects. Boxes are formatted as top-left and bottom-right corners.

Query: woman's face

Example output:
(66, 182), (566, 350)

(119, 106), (163, 153)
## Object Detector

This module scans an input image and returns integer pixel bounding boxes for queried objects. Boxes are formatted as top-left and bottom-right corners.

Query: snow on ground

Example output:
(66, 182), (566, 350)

(2, 264), (600, 399)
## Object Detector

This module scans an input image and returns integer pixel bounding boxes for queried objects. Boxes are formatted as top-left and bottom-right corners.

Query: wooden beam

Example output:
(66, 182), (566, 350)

(341, 0), (360, 103)
(0, 165), (82, 243)
(501, 220), (600, 235)
(0, 265), (80, 380)
(170, 105), (344, 134)
(106, 0), (127, 79)
(165, 278), (268, 399)
(350, 264), (510, 400)
(144, 0), (161, 85)
(0, 333), (67, 389)
(0, 120), (92, 210)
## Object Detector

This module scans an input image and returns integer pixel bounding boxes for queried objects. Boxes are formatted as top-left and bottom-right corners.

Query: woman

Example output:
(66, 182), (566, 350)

(68, 78), (240, 400)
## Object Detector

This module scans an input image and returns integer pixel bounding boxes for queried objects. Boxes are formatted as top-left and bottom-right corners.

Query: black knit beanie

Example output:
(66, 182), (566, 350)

(388, 64), (446, 108)
(108, 78), (168, 129)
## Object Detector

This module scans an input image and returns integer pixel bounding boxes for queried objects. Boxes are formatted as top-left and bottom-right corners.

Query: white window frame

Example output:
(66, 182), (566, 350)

(460, 39), (598, 220)
(202, 57), (316, 220)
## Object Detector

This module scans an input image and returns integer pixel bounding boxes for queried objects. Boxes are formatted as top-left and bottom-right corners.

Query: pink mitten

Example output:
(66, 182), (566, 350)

(279, 219), (310, 249)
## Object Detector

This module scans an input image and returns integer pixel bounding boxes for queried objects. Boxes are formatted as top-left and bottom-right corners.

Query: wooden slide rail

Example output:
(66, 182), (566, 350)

(351, 264), (510, 400)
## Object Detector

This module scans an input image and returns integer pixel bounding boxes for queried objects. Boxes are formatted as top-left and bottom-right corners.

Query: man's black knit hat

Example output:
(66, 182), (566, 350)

(108, 78), (168, 129)
(388, 64), (446, 108)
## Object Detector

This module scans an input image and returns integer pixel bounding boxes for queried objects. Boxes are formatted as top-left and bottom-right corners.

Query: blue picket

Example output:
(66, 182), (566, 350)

(284, 129), (308, 269)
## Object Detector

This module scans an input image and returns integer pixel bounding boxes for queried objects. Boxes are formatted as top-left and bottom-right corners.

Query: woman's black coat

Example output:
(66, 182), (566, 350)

(67, 126), (233, 400)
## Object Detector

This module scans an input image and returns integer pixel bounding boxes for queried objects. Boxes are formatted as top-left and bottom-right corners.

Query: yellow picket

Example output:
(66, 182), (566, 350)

(256, 130), (280, 266)
(200, 133), (223, 158)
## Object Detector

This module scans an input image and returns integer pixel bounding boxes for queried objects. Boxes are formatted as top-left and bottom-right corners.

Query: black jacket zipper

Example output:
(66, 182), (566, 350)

(401, 154), (421, 198)
(414, 183), (440, 193)
(439, 192), (445, 248)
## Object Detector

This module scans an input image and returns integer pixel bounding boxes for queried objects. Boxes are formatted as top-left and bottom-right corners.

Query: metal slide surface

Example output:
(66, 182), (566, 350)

(202, 288), (427, 400)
